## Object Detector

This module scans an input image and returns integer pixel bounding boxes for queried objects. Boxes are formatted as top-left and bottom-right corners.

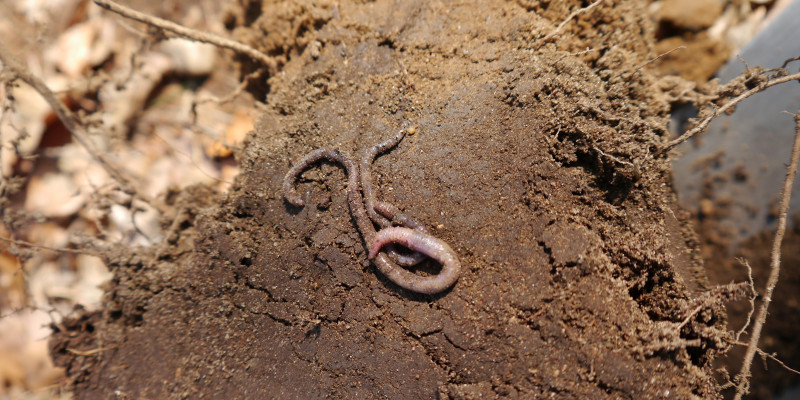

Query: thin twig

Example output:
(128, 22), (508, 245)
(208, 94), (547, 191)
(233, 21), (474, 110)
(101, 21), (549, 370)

(66, 345), (117, 356)
(634, 45), (686, 72)
(93, 0), (277, 70)
(541, 0), (606, 44)
(758, 350), (800, 376)
(780, 55), (800, 70)
(0, 235), (99, 256)
(149, 127), (232, 185)
(727, 338), (800, 377)
(191, 68), (263, 121)
(555, 46), (606, 64)
(0, 43), (168, 215)
(0, 44), (127, 186)
(658, 71), (800, 155)
(733, 108), (800, 400)
(677, 303), (704, 331)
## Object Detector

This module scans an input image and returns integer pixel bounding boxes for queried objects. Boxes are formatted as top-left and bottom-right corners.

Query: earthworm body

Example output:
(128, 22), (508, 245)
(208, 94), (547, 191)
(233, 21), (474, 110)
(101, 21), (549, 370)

(283, 131), (461, 294)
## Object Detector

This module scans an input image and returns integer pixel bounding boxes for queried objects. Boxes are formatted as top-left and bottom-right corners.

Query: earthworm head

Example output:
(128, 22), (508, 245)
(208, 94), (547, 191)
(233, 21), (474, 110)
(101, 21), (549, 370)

(284, 192), (305, 207)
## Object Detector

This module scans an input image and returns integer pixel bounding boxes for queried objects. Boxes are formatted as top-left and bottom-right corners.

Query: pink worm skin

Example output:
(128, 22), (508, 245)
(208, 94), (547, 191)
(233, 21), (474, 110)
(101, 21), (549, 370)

(368, 227), (461, 294)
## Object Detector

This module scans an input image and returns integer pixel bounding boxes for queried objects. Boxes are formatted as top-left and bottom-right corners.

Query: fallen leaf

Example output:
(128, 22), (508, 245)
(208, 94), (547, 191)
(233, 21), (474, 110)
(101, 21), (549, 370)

(25, 173), (86, 218)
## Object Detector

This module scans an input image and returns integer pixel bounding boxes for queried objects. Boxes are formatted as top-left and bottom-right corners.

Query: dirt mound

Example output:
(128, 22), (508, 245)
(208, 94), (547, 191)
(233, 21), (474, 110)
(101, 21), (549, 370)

(51, 0), (732, 398)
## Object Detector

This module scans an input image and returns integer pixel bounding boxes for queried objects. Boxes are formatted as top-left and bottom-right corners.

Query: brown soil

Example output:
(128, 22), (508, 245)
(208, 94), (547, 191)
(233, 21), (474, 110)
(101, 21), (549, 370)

(49, 0), (738, 398)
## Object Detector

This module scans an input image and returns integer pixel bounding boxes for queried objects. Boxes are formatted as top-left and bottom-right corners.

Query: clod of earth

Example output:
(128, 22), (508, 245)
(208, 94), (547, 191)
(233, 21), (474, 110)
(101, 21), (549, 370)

(49, 1), (738, 398)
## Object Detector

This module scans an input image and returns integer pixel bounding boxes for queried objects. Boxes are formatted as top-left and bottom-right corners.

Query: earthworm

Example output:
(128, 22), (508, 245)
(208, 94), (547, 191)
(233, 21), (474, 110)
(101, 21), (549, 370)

(368, 227), (461, 294)
(283, 145), (461, 294)
(360, 130), (428, 266)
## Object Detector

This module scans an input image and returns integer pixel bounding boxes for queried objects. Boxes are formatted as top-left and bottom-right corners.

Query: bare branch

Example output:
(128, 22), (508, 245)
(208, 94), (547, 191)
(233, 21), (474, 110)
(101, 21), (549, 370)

(658, 71), (800, 155)
(733, 107), (800, 400)
(93, 0), (277, 70)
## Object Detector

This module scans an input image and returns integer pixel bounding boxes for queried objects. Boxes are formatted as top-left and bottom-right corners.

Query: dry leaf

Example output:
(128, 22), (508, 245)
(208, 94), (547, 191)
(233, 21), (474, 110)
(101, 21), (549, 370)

(205, 110), (253, 158)
(25, 173), (86, 218)
(158, 38), (217, 76)
(43, 18), (116, 78)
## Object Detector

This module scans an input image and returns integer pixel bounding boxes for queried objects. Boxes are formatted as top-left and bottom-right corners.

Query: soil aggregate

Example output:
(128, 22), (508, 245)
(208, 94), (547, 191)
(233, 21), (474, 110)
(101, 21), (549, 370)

(49, 0), (741, 398)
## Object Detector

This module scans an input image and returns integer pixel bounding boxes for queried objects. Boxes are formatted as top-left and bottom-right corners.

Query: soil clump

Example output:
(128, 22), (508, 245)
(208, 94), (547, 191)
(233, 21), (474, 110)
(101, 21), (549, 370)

(51, 0), (736, 398)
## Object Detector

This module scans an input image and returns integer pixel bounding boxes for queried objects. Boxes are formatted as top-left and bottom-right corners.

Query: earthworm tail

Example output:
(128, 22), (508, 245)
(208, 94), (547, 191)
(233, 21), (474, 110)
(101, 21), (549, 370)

(360, 130), (407, 228)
